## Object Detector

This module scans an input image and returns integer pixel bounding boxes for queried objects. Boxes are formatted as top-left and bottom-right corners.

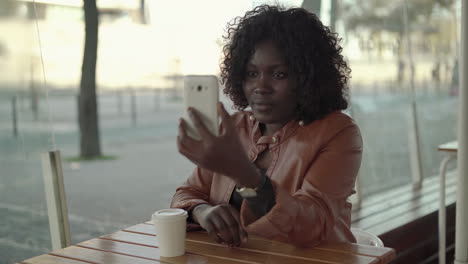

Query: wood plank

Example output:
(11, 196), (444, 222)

(185, 240), (336, 264)
(113, 229), (379, 264)
(80, 238), (253, 264)
(366, 194), (457, 236)
(354, 184), (456, 231)
(379, 203), (456, 254)
(186, 232), (379, 264)
(125, 223), (155, 234)
(352, 172), (456, 214)
(351, 176), (439, 212)
(22, 254), (94, 264)
(352, 173), (457, 222)
(104, 231), (337, 264)
(50, 246), (160, 264)
(128, 224), (392, 264)
(349, 168), (457, 263)
(315, 242), (395, 264)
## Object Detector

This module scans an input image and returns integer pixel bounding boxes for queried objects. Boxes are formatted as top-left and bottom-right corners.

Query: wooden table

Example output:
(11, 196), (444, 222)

(21, 221), (395, 264)
(438, 141), (458, 264)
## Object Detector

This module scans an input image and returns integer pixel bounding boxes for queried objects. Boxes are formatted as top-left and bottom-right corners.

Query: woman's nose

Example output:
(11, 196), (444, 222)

(254, 73), (272, 94)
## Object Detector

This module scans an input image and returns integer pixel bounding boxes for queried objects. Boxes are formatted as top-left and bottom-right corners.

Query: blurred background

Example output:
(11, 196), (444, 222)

(0, 0), (460, 262)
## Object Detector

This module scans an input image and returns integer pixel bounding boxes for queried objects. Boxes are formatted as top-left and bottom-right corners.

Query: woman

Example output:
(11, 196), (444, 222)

(172, 5), (362, 248)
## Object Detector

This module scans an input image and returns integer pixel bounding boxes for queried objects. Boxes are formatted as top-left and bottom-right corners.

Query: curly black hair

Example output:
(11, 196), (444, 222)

(220, 5), (350, 123)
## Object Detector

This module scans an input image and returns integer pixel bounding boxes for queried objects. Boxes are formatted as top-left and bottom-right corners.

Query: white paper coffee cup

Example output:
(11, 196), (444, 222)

(152, 208), (188, 257)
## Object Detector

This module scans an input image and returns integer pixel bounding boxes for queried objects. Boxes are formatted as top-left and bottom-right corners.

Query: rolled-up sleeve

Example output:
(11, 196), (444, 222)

(171, 167), (213, 213)
(240, 124), (362, 246)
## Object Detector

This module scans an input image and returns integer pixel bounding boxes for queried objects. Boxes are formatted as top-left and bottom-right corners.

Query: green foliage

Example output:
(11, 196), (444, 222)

(342, 0), (455, 34)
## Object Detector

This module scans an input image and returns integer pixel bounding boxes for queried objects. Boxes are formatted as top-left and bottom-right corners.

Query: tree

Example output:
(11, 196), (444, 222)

(330, 0), (338, 32)
(139, 0), (147, 24)
(79, 0), (101, 158)
(341, 0), (456, 83)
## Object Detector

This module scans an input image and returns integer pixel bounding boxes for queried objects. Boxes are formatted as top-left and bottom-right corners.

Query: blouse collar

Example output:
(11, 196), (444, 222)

(248, 113), (300, 146)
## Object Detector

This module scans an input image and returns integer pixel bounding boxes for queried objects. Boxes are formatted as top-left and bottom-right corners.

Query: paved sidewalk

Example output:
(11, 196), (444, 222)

(62, 133), (195, 232)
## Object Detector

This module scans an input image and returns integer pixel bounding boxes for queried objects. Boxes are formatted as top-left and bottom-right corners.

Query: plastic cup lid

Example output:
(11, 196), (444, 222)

(152, 208), (187, 221)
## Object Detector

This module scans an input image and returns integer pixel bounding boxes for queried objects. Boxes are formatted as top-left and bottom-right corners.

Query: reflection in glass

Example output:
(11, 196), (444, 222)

(0, 1), (461, 262)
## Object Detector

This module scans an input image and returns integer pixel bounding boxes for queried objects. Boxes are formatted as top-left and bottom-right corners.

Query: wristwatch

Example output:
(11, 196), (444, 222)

(236, 175), (266, 198)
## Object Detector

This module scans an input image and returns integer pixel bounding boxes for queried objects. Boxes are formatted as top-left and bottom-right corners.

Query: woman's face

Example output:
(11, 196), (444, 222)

(243, 40), (297, 128)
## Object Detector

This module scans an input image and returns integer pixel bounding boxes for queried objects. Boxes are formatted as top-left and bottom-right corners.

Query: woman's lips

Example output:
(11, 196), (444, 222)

(253, 103), (273, 111)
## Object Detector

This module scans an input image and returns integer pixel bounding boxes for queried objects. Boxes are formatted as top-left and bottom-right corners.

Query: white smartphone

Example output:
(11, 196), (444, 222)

(183, 75), (219, 140)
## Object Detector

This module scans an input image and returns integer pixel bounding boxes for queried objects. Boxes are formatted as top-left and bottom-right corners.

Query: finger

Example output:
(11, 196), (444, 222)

(207, 218), (230, 245)
(240, 227), (248, 245)
(177, 123), (202, 163)
(188, 108), (214, 140)
(179, 118), (200, 148)
(204, 219), (223, 244)
(178, 118), (187, 137)
(209, 213), (234, 245)
(231, 206), (248, 243)
(217, 103), (235, 134)
(177, 139), (202, 165)
(177, 124), (186, 153)
(218, 207), (242, 247)
(177, 120), (188, 152)
(228, 206), (248, 244)
(178, 145), (200, 164)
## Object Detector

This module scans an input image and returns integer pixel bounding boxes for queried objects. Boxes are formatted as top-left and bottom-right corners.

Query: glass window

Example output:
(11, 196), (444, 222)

(1, 1), (461, 262)
(0, 0), (54, 262)
(339, 0), (460, 196)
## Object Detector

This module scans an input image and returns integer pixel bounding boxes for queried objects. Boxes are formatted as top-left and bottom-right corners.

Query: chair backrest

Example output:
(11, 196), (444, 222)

(350, 227), (384, 247)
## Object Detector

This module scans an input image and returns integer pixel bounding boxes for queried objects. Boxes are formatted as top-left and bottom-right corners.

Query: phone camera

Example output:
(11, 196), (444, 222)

(197, 85), (202, 91)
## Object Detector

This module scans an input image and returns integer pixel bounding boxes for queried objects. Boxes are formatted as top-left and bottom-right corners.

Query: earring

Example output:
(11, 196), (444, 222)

(298, 120), (305, 126)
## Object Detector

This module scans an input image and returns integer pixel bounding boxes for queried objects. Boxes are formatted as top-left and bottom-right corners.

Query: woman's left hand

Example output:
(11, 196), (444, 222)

(177, 103), (261, 187)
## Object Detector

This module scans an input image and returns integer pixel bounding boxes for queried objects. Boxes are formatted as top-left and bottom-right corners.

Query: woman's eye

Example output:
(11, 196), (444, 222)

(273, 71), (288, 80)
(246, 71), (258, 78)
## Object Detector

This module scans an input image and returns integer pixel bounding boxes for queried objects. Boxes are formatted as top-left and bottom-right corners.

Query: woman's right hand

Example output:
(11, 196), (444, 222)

(192, 204), (248, 247)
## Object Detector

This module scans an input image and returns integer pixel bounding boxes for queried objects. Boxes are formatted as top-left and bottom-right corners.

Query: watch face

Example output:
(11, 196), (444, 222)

(237, 187), (257, 198)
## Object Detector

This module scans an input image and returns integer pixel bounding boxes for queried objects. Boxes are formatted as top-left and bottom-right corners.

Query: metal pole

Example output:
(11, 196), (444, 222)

(154, 89), (160, 112)
(30, 62), (39, 121)
(330, 0), (338, 32)
(403, 0), (423, 189)
(346, 84), (362, 207)
(12, 96), (18, 137)
(117, 90), (122, 115)
(439, 154), (456, 264)
(41, 150), (71, 250)
(130, 89), (137, 126)
(454, 1), (468, 263)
